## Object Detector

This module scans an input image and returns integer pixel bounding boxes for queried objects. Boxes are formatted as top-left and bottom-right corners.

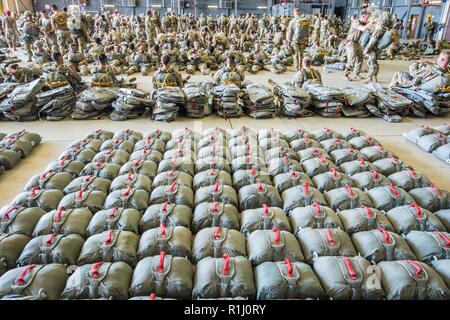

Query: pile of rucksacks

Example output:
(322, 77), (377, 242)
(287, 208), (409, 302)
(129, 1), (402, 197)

(72, 87), (118, 120)
(111, 88), (153, 121)
(404, 124), (450, 164)
(36, 85), (76, 121)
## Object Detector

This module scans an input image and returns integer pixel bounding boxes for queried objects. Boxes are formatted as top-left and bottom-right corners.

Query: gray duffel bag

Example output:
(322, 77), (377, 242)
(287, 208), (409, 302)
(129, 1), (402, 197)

(100, 138), (135, 154)
(61, 261), (133, 300)
(59, 147), (96, 165)
(337, 206), (394, 235)
(405, 231), (450, 263)
(59, 190), (107, 213)
(359, 144), (393, 162)
(93, 149), (130, 166)
(313, 256), (384, 300)
(266, 146), (299, 162)
(432, 259), (450, 289)
(290, 204), (343, 231)
(0, 206), (47, 236)
(273, 171), (312, 194)
(378, 260), (450, 300)
(163, 148), (194, 161)
(86, 129), (114, 142)
(24, 171), (73, 192)
(404, 125), (436, 144)
(229, 144), (263, 159)
(302, 156), (338, 177)
(297, 228), (357, 263)
(240, 206), (291, 237)
(284, 128), (313, 142)
(153, 170), (193, 189)
(119, 159), (158, 180)
(0, 233), (30, 277)
(312, 169), (354, 193)
(87, 208), (141, 237)
(77, 230), (139, 267)
(329, 147), (363, 166)
(232, 169), (272, 191)
(320, 138), (351, 153)
(16, 233), (84, 266)
(13, 189), (64, 212)
(32, 208), (93, 239)
(350, 170), (390, 191)
(68, 137), (102, 153)
(0, 149), (20, 170)
(157, 157), (194, 177)
(238, 183), (283, 211)
(0, 264), (68, 300)
(247, 229), (304, 265)
(325, 186), (373, 211)
(137, 225), (192, 260)
(372, 156), (409, 176)
(255, 260), (324, 300)
(150, 183), (193, 207)
(0, 137), (32, 159)
(348, 135), (379, 150)
(104, 188), (149, 211)
(134, 136), (166, 154)
(197, 134), (226, 149)
(432, 143), (450, 163)
(434, 209), (450, 231)
(110, 174), (152, 193)
(282, 183), (327, 213)
(388, 169), (431, 191)
(259, 137), (289, 152)
(113, 129), (143, 144)
(298, 147), (331, 163)
(46, 158), (85, 178)
(195, 156), (231, 174)
(312, 128), (342, 142)
(267, 157), (303, 177)
(192, 202), (240, 234)
(339, 158), (377, 176)
(417, 132), (449, 153)
(197, 145), (231, 161)
(193, 169), (232, 191)
(129, 253), (193, 299)
(192, 256), (256, 299)
(140, 203), (192, 233)
(386, 204), (446, 235)
(192, 227), (246, 263)
(231, 156), (267, 172)
(342, 128), (366, 141)
(366, 185), (415, 212)
(409, 186), (450, 212)
(129, 148), (163, 164)
(352, 229), (416, 263)
(64, 176), (111, 194)
(195, 183), (238, 208)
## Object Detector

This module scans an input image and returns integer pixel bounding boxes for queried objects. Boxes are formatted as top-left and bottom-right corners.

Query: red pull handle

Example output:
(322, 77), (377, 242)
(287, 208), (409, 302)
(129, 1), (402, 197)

(31, 186), (39, 198)
(370, 170), (379, 180)
(212, 202), (220, 213)
(160, 223), (166, 238)
(55, 206), (64, 222)
(350, 127), (357, 133)
(405, 260), (423, 277)
(210, 168), (215, 176)
(214, 227), (221, 240)
(46, 233), (57, 247)
(162, 201), (169, 213)
(213, 181), (220, 193)
(60, 156), (68, 166)
(223, 254), (230, 275)
(257, 181), (264, 192)
(357, 158), (365, 166)
(282, 156), (289, 164)
(168, 181), (177, 193)
(134, 158), (142, 166)
(17, 264), (36, 286)
(361, 205), (372, 218)
(250, 167), (256, 176)
(105, 230), (113, 245)
(330, 167), (338, 178)
(273, 228), (280, 244)
(109, 208), (117, 219)
(284, 258), (293, 277)
(388, 155), (399, 164)
(83, 175), (93, 183)
(313, 202), (321, 216)
(262, 203), (269, 217)
(326, 229), (335, 246)
(172, 156), (177, 165)
(343, 257), (357, 280)
(406, 167), (417, 177)
(389, 184), (400, 198)
(122, 187), (132, 197)
(410, 203), (422, 218)
(345, 184), (354, 197)
(304, 182), (310, 195)
(318, 155), (325, 165)
(375, 144), (385, 152)
(430, 184), (443, 197)
(77, 188), (85, 200)
(149, 293), (156, 300)
(127, 172), (133, 181)
(378, 228), (391, 244)
(158, 251), (166, 273)
(434, 232), (450, 247)
(2, 207), (15, 222)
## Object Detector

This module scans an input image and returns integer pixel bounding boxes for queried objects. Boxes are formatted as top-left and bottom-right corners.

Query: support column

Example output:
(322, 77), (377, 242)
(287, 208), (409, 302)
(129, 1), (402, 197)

(402, 1), (412, 39)
(439, 0), (450, 40)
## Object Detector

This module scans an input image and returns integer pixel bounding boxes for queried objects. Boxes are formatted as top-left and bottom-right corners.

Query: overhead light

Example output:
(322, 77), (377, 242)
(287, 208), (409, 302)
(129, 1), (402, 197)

(151, 4), (162, 7)
(257, 6), (268, 9)
(104, 4), (115, 7)
(207, 5), (218, 8)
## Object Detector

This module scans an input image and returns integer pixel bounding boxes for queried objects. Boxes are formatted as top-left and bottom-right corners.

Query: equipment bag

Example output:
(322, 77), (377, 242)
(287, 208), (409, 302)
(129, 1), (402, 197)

(85, 129), (114, 142)
(129, 148), (163, 164)
(273, 171), (312, 194)
(339, 158), (377, 176)
(129, 253), (193, 299)
(359, 145), (393, 162)
(92, 149), (130, 166)
(231, 156), (267, 172)
(119, 159), (158, 180)
(13, 189), (64, 212)
(140, 203), (192, 233)
(282, 183), (327, 213)
(61, 261), (133, 300)
(229, 144), (263, 159)
(290, 204), (343, 231)
(337, 206), (394, 235)
(197, 145), (231, 161)
(348, 135), (379, 150)
(366, 185), (415, 212)
(405, 125), (437, 144)
(195, 156), (231, 174)
(192, 255), (256, 299)
(313, 256), (385, 300)
(432, 259), (450, 289)
(0, 206), (47, 236)
(150, 183), (193, 208)
(386, 204), (446, 235)
(46, 159), (85, 178)
(388, 169), (431, 192)
(24, 171), (73, 192)
(113, 129), (143, 144)
(232, 169), (272, 191)
(32, 207), (92, 239)
(329, 147), (363, 166)
(284, 128), (313, 143)
(417, 133), (449, 153)
(157, 157), (194, 177)
(290, 138), (321, 152)
(405, 231), (450, 263)
(312, 169), (354, 193)
(137, 225), (192, 260)
(378, 260), (449, 300)
(297, 228), (357, 263)
(193, 169), (232, 191)
(87, 208), (141, 237)
(110, 174), (152, 193)
(350, 170), (390, 191)
(352, 229), (416, 263)
(312, 128), (342, 142)
(100, 138), (135, 154)
(59, 190), (107, 213)
(320, 138), (351, 153)
(77, 230), (139, 267)
(104, 188), (149, 211)
(342, 128), (367, 141)
(64, 176), (111, 194)
(0, 149), (20, 170)
(409, 186), (449, 212)
(302, 156), (338, 177)
(17, 233), (84, 266)
(0, 233), (30, 277)
(434, 209), (450, 231)
(134, 137), (166, 155)
(195, 183), (238, 208)
(255, 260), (324, 300)
(238, 182), (283, 211)
(325, 185), (373, 211)
(267, 157), (303, 177)
(59, 147), (96, 165)
(192, 227), (246, 263)
(298, 147), (331, 163)
(68, 137), (102, 153)
(247, 229), (304, 265)
(266, 146), (299, 162)
(153, 170), (193, 189)
(372, 156), (409, 176)
(240, 206), (291, 237)
(192, 202), (240, 234)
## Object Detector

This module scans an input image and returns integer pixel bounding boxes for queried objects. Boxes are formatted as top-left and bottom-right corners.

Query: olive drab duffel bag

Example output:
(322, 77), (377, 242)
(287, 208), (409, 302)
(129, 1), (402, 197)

(113, 129), (143, 144)
(238, 182), (283, 211)
(100, 138), (135, 154)
(104, 188), (149, 211)
(195, 183), (238, 208)
(32, 207), (93, 239)
(366, 185), (415, 212)
(63, 176), (112, 194)
(129, 253), (193, 299)
(378, 260), (450, 300)
(350, 170), (391, 191)
(129, 148), (163, 164)
(284, 128), (313, 143)
(153, 170), (193, 189)
(85, 130), (114, 142)
(267, 157), (303, 177)
(351, 229), (417, 263)
(193, 169), (232, 191)
(359, 144), (393, 162)
(93, 149), (130, 166)
(255, 260), (324, 300)
(192, 227), (247, 263)
(388, 169), (431, 191)
(110, 174), (152, 193)
(61, 262), (133, 300)
(312, 168), (354, 193)
(339, 158), (377, 176)
(298, 147), (330, 163)
(119, 159), (158, 180)
(231, 156), (267, 172)
(157, 157), (194, 177)
(312, 128), (342, 142)
(59, 147), (97, 165)
(240, 205), (291, 237)
(137, 225), (192, 260)
(313, 256), (385, 300)
(46, 158), (85, 178)
(301, 155), (338, 177)
(434, 209), (450, 231)
(59, 189), (107, 213)
(409, 186), (449, 213)
(192, 202), (240, 233)
(432, 259), (450, 288)
(325, 185), (373, 211)
(140, 203), (192, 232)
(16, 233), (84, 266)
(272, 170), (312, 194)
(232, 168), (272, 191)
(337, 206), (394, 235)
(386, 204), (446, 235)
(320, 138), (351, 153)
(86, 208), (141, 237)
(150, 182), (194, 208)
(0, 206), (47, 236)
(405, 231), (450, 263)
(192, 255), (256, 299)
(247, 229), (304, 266)
(0, 264), (68, 300)
(195, 157), (231, 175)
(297, 228), (357, 263)
(229, 144), (263, 159)
(24, 171), (73, 192)
(134, 136), (166, 155)
(0, 149), (20, 170)
(289, 203), (343, 231)
(266, 146), (299, 162)
(13, 188), (64, 212)
(282, 183), (327, 213)
(0, 233), (30, 276)
(77, 230), (139, 267)
(372, 156), (409, 177)
(197, 146), (231, 161)
(68, 137), (103, 153)
(329, 147), (362, 166)
(347, 135), (379, 150)
(342, 128), (367, 141)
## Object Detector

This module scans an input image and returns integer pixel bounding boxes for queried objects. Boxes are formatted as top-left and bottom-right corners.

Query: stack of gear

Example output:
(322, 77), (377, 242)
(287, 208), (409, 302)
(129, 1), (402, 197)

(272, 83), (312, 117)
(72, 87), (118, 120)
(366, 83), (414, 123)
(111, 88), (153, 121)
(392, 86), (450, 117)
(0, 79), (45, 121)
(404, 124), (450, 164)
(340, 87), (374, 118)
(152, 86), (186, 122)
(303, 82), (345, 118)
(212, 84), (244, 118)
(243, 84), (277, 119)
(36, 85), (76, 121)
(183, 82), (212, 118)
(0, 131), (41, 175)
(0, 83), (20, 100)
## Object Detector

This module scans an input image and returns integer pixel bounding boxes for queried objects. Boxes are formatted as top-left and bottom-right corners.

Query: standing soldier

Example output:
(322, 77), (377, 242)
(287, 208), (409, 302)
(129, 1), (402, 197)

(22, 12), (40, 62)
(145, 10), (158, 47)
(311, 14), (321, 43)
(2, 10), (18, 52)
(69, 15), (88, 56)
(343, 11), (372, 81)
(219, 13), (228, 34)
(286, 8), (310, 71)
(51, 5), (71, 54)
(40, 11), (57, 52)
(423, 15), (436, 44)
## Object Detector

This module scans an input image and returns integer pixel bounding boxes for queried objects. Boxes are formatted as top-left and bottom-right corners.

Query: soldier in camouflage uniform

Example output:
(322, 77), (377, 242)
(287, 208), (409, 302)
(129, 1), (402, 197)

(145, 10), (159, 47)
(39, 11), (57, 52)
(247, 42), (269, 74)
(423, 15), (436, 44)
(65, 43), (85, 72)
(286, 8), (310, 71)
(152, 54), (184, 89)
(106, 45), (127, 75)
(2, 10), (18, 51)
(292, 56), (323, 88)
(3, 64), (35, 83)
(50, 5), (71, 55)
(213, 54), (245, 87)
(32, 40), (52, 66)
(127, 46), (152, 76)
(69, 15), (88, 55)
(91, 54), (118, 87)
(43, 52), (83, 91)
(22, 12), (40, 62)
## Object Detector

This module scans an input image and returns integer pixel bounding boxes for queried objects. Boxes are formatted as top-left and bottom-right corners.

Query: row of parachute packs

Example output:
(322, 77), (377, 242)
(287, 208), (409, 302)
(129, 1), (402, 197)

(404, 124), (450, 164)
(0, 79), (448, 122)
(0, 131), (41, 175)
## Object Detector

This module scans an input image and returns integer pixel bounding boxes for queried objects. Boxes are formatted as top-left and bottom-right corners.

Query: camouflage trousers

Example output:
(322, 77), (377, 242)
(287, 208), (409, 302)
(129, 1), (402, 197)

(44, 33), (58, 52)
(56, 29), (71, 54)
(5, 31), (16, 50)
(365, 49), (379, 78)
(70, 35), (86, 55)
(292, 42), (306, 71)
(23, 39), (33, 61)
(344, 41), (363, 77)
